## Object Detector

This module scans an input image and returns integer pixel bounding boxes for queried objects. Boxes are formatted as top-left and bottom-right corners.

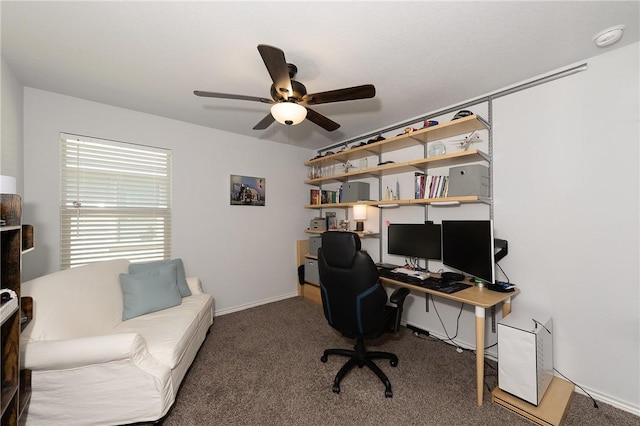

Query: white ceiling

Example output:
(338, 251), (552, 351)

(2, 1), (638, 150)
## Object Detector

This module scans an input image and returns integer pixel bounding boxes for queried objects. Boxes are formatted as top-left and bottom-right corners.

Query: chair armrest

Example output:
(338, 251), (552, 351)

(21, 333), (148, 370)
(388, 287), (411, 333)
(389, 287), (410, 305)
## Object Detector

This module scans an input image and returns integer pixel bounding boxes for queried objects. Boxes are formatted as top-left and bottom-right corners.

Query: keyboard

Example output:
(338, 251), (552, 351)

(420, 277), (471, 294)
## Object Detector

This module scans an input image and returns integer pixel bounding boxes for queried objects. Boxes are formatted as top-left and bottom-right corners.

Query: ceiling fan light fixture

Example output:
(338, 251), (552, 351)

(271, 101), (307, 126)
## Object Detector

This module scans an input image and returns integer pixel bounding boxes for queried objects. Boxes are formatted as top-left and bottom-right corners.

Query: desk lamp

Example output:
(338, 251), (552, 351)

(353, 204), (367, 232)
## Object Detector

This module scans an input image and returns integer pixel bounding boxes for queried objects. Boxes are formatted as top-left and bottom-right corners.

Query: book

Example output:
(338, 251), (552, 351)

(310, 189), (320, 205)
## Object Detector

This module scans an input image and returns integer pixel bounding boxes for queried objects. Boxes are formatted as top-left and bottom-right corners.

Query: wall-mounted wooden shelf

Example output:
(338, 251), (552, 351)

(305, 149), (489, 186)
(305, 195), (489, 210)
(304, 114), (488, 168)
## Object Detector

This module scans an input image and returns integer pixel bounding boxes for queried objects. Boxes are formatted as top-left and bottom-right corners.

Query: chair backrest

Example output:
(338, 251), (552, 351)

(318, 232), (387, 338)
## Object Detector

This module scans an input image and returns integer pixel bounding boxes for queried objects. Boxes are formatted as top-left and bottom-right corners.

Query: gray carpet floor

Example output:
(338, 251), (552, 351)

(160, 297), (638, 425)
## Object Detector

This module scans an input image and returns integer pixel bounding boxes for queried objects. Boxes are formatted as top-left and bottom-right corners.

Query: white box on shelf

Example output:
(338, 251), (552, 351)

(498, 310), (553, 406)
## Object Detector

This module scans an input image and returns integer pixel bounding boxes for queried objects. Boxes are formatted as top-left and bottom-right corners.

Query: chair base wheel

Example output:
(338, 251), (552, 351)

(322, 339), (398, 398)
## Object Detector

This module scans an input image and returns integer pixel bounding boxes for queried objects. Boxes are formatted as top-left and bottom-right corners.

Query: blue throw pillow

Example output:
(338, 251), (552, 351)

(128, 258), (192, 297)
(120, 263), (182, 320)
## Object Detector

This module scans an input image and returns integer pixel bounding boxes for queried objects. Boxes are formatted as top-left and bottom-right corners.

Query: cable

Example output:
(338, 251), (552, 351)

(531, 318), (552, 334)
(430, 299), (464, 349)
(409, 257), (419, 270)
(496, 262), (510, 283)
(553, 367), (599, 408)
(411, 304), (498, 356)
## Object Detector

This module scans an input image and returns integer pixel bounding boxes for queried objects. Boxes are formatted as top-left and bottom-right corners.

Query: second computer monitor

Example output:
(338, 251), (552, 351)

(387, 223), (442, 260)
(442, 220), (495, 284)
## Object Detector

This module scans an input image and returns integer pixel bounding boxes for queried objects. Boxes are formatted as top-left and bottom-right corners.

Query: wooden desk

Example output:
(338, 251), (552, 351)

(380, 275), (520, 406)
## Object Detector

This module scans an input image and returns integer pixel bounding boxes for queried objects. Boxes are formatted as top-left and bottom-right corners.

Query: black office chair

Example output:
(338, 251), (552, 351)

(318, 231), (410, 397)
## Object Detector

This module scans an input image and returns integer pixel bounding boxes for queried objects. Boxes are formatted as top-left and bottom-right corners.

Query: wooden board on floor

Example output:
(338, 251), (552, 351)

(492, 376), (574, 426)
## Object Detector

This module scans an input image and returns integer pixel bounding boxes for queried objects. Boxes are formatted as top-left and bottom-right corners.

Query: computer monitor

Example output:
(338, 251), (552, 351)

(442, 220), (496, 284)
(387, 223), (442, 260)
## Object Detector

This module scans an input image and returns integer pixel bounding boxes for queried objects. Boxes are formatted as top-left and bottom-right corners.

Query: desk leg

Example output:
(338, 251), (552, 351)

(502, 296), (512, 317)
(475, 306), (485, 406)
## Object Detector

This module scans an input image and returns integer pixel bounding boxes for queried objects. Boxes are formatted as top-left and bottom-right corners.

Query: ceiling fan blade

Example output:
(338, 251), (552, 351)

(305, 107), (340, 132)
(302, 84), (376, 105)
(257, 45), (293, 100)
(253, 113), (275, 130)
(194, 91), (273, 104)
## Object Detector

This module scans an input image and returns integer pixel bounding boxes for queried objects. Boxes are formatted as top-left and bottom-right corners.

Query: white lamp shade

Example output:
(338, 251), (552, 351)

(0, 175), (16, 194)
(353, 204), (367, 221)
(271, 102), (307, 126)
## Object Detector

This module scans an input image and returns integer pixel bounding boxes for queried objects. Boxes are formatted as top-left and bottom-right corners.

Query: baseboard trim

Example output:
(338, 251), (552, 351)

(572, 386), (640, 417)
(214, 292), (298, 317)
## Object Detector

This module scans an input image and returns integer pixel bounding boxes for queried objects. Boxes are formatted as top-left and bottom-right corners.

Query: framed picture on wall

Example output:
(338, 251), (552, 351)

(230, 175), (266, 206)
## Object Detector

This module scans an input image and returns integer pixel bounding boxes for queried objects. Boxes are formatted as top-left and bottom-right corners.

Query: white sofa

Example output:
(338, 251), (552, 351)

(19, 259), (214, 426)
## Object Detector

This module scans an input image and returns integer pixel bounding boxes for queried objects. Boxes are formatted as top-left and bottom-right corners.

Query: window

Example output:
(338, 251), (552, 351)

(60, 134), (172, 269)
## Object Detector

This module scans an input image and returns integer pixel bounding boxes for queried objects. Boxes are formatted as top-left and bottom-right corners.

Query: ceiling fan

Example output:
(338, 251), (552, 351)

(194, 44), (376, 132)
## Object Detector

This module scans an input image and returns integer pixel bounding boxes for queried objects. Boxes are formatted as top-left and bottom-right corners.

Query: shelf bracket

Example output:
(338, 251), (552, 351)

(491, 305), (496, 333)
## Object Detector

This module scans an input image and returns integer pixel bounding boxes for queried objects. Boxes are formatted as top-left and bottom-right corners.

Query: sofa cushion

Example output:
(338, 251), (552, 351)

(112, 293), (213, 369)
(120, 263), (182, 320)
(129, 258), (192, 297)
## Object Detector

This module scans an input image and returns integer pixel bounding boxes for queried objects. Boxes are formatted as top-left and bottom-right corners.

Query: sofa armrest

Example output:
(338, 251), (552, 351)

(22, 333), (150, 370)
(186, 277), (204, 294)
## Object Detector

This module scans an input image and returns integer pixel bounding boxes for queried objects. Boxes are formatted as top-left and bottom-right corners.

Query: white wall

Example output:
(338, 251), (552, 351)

(22, 88), (313, 313)
(492, 43), (639, 413)
(377, 43), (639, 413)
(1, 58), (23, 192)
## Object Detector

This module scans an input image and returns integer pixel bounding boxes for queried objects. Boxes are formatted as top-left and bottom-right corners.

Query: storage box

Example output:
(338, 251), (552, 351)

(309, 236), (322, 255)
(310, 218), (326, 231)
(342, 182), (370, 202)
(498, 311), (553, 406)
(304, 258), (320, 285)
(447, 165), (489, 197)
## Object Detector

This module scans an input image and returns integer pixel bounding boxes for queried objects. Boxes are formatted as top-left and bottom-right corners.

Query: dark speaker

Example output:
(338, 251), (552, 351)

(442, 272), (465, 281)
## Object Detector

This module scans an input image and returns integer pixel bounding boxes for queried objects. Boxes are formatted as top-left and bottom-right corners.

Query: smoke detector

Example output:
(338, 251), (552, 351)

(593, 25), (626, 47)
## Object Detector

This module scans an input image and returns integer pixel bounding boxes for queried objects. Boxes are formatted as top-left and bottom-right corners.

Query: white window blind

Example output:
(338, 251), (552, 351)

(60, 134), (172, 269)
